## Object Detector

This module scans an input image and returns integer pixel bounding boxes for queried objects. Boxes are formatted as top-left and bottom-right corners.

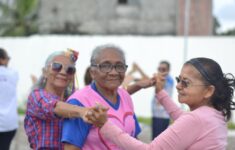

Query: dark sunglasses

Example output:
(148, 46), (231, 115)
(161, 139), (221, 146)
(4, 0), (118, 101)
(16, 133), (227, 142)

(51, 62), (76, 75)
(175, 76), (208, 88)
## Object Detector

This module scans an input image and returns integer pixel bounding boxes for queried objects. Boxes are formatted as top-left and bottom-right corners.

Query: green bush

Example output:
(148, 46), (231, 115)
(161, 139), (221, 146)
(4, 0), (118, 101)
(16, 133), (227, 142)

(228, 122), (235, 130)
(18, 107), (26, 115)
(138, 116), (151, 126)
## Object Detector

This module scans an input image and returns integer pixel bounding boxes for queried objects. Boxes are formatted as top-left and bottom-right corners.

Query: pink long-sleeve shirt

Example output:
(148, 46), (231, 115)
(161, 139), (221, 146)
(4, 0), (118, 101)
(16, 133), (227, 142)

(100, 90), (227, 150)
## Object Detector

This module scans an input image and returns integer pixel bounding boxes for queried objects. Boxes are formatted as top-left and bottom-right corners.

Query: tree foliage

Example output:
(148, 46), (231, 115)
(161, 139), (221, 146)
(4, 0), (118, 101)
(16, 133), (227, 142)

(0, 0), (39, 36)
(213, 16), (235, 36)
(213, 16), (220, 35)
(220, 28), (235, 36)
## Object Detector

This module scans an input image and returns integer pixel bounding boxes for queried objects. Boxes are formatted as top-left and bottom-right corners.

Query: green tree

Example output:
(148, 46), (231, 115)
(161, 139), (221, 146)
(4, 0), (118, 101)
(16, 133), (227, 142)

(0, 0), (39, 36)
(213, 16), (220, 35)
(220, 28), (235, 36)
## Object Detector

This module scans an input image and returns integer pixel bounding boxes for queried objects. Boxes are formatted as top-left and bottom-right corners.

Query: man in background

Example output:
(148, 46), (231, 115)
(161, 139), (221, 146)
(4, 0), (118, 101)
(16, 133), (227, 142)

(0, 48), (19, 150)
(151, 60), (174, 139)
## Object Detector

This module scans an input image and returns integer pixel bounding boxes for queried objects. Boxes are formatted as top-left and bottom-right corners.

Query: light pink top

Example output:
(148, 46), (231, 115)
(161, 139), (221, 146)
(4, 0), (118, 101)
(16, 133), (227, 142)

(100, 90), (227, 150)
(67, 85), (139, 150)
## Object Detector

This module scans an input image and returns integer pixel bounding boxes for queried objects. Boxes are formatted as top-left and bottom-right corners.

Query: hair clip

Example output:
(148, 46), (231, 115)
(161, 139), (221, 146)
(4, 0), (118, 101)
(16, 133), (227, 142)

(66, 48), (79, 62)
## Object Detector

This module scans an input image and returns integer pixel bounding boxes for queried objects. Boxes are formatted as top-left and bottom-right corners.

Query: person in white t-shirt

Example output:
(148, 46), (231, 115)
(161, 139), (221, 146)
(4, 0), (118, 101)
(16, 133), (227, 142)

(0, 48), (19, 150)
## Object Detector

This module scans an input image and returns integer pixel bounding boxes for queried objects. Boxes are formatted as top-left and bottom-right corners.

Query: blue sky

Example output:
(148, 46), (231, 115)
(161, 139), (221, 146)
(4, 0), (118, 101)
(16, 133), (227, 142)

(213, 0), (235, 32)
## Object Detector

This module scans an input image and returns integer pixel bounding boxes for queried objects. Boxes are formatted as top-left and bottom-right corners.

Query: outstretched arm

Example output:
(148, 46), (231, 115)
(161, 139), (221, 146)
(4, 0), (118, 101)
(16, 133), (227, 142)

(54, 101), (93, 122)
(126, 77), (155, 95)
(26, 90), (92, 123)
(87, 104), (201, 150)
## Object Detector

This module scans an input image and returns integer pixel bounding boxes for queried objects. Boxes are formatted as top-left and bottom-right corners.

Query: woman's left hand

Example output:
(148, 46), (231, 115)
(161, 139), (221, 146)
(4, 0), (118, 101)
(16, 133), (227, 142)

(85, 104), (109, 127)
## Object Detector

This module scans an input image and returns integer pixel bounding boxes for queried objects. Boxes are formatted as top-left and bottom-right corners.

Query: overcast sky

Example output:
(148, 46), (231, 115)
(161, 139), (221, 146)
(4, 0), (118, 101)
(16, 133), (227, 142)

(213, 0), (235, 32)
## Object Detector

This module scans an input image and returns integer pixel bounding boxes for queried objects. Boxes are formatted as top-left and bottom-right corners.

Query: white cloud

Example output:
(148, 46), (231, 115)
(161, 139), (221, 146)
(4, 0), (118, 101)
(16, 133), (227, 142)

(213, 0), (234, 14)
(213, 0), (235, 31)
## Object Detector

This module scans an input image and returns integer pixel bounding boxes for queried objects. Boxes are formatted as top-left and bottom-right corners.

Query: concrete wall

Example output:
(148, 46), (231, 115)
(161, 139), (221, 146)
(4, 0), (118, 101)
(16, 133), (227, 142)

(38, 0), (177, 35)
(38, 0), (116, 34)
(38, 0), (212, 35)
(177, 0), (213, 35)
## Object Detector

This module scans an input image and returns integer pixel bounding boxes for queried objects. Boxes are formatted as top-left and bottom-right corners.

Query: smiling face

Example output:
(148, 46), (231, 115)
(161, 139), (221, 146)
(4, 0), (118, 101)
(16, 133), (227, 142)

(176, 64), (214, 110)
(90, 48), (126, 92)
(43, 55), (75, 96)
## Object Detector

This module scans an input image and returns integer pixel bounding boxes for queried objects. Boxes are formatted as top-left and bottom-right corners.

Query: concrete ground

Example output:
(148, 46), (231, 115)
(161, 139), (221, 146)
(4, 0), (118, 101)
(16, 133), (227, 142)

(10, 117), (235, 150)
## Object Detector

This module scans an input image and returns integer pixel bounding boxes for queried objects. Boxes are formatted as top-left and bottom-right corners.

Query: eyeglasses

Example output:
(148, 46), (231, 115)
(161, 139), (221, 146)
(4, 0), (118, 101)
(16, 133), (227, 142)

(175, 76), (208, 88)
(51, 62), (76, 75)
(91, 63), (128, 73)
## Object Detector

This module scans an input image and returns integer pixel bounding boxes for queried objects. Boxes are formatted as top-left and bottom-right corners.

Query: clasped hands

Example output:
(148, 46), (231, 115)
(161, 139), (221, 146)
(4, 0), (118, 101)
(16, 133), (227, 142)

(82, 104), (109, 128)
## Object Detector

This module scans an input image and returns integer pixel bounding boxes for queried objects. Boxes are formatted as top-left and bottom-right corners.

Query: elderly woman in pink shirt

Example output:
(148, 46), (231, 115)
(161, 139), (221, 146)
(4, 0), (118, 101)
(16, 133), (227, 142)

(89, 57), (235, 150)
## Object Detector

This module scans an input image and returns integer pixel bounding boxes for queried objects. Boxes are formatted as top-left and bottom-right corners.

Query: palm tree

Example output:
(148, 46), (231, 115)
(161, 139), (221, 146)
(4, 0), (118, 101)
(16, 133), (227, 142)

(0, 0), (39, 36)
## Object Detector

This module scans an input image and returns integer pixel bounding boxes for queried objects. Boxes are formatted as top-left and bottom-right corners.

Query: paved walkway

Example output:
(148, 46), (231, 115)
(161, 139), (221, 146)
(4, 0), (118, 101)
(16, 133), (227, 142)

(10, 118), (235, 150)
(10, 117), (29, 150)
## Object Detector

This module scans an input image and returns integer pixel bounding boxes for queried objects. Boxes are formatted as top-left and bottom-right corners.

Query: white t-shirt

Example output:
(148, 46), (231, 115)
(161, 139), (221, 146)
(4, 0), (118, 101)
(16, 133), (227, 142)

(0, 66), (19, 132)
(152, 75), (174, 118)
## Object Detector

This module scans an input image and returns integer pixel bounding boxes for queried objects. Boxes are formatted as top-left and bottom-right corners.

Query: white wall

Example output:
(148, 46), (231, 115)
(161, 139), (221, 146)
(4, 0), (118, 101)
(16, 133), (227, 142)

(0, 35), (234, 122)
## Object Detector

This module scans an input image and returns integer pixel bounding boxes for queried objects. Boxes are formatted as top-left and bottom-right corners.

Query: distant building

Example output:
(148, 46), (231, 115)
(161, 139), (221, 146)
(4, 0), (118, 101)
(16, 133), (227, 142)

(38, 0), (213, 36)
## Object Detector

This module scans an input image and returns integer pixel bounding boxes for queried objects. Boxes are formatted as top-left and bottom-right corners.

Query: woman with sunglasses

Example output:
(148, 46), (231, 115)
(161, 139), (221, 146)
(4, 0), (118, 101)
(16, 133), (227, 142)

(24, 49), (94, 150)
(61, 44), (142, 150)
(88, 57), (235, 150)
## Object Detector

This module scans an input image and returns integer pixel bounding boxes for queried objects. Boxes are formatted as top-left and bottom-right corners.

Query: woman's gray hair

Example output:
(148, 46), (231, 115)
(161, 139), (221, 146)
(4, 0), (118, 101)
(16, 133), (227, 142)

(33, 51), (66, 89)
(44, 51), (66, 67)
(90, 44), (126, 65)
(32, 50), (78, 98)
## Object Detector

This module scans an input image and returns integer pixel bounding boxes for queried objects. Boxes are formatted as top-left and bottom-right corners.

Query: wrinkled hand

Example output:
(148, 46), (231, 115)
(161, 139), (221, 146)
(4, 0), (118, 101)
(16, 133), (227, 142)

(81, 107), (95, 124)
(154, 72), (166, 93)
(85, 104), (109, 128)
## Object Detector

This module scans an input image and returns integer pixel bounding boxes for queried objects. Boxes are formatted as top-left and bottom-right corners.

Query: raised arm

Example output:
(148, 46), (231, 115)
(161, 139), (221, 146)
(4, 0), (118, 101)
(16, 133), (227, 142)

(124, 62), (155, 95)
(126, 77), (155, 95)
(154, 73), (184, 120)
(132, 62), (149, 79)
(155, 90), (184, 120)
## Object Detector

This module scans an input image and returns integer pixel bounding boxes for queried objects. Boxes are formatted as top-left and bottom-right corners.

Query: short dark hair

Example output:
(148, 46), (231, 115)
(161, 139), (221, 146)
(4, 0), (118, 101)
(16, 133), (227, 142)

(84, 67), (92, 85)
(159, 60), (170, 70)
(0, 48), (7, 59)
